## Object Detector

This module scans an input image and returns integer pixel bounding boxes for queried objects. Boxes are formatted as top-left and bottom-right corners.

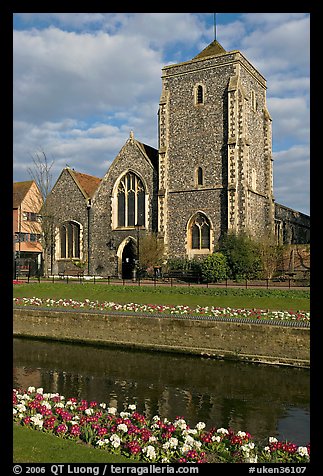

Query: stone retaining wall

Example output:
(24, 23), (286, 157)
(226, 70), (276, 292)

(13, 309), (310, 368)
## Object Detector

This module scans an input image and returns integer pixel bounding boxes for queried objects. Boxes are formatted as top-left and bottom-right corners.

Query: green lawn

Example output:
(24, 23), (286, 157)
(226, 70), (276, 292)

(13, 424), (138, 463)
(13, 282), (310, 311)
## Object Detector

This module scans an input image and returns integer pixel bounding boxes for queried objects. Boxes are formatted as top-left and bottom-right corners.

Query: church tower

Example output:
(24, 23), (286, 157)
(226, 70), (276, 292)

(158, 40), (275, 259)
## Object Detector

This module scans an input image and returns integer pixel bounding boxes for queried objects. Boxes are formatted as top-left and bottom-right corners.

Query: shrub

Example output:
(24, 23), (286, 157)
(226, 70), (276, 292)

(201, 252), (228, 283)
(220, 232), (263, 280)
(166, 258), (202, 275)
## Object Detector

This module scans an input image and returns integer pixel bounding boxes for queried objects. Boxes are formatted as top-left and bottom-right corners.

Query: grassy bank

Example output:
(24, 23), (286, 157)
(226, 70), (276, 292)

(13, 282), (310, 312)
(13, 424), (137, 463)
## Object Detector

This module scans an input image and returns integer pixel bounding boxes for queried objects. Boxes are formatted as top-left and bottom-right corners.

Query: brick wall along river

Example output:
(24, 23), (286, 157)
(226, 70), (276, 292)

(13, 308), (310, 367)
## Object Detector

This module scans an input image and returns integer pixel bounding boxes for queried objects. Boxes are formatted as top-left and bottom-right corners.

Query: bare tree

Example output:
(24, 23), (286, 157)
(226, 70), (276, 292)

(27, 149), (54, 201)
(138, 232), (165, 276)
(257, 233), (284, 279)
(27, 149), (55, 276)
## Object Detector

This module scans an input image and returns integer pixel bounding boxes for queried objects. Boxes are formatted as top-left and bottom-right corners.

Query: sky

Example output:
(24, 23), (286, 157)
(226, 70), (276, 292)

(13, 13), (310, 215)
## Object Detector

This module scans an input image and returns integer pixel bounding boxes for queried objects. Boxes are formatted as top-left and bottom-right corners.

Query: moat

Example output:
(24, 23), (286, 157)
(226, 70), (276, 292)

(13, 337), (310, 445)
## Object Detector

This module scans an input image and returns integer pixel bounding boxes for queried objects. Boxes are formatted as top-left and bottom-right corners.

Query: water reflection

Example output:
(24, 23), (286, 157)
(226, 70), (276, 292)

(13, 338), (310, 445)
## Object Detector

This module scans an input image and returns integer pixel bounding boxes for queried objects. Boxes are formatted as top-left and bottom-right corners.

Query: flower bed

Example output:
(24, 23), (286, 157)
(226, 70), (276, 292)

(13, 387), (310, 463)
(13, 297), (310, 323)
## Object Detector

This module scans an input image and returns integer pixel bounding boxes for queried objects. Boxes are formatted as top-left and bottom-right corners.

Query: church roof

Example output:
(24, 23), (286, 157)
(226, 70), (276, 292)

(128, 131), (158, 170)
(192, 40), (227, 60)
(68, 169), (102, 199)
(135, 141), (159, 170)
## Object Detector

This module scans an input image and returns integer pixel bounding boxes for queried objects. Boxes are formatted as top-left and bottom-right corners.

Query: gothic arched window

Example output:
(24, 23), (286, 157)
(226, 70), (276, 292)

(117, 172), (146, 227)
(60, 221), (80, 258)
(191, 214), (210, 250)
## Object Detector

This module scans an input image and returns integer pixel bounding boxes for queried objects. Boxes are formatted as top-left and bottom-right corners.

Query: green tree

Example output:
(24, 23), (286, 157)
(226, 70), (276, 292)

(220, 231), (263, 280)
(201, 252), (228, 283)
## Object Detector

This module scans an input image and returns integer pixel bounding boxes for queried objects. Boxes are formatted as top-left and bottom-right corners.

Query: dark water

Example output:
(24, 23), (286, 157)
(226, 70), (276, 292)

(13, 337), (310, 445)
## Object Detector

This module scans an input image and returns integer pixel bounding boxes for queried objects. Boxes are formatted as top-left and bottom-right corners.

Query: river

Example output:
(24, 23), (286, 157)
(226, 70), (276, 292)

(13, 337), (310, 445)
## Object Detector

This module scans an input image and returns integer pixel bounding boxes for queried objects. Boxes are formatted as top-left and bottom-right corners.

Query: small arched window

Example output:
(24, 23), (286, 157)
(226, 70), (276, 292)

(197, 85), (203, 104)
(191, 214), (210, 250)
(60, 221), (80, 258)
(197, 167), (203, 186)
(195, 84), (204, 105)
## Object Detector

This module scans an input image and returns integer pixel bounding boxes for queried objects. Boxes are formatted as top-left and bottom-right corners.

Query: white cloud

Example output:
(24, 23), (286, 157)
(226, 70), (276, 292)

(13, 27), (162, 123)
(268, 97), (309, 145)
(13, 13), (310, 216)
(273, 145), (310, 215)
(241, 14), (310, 76)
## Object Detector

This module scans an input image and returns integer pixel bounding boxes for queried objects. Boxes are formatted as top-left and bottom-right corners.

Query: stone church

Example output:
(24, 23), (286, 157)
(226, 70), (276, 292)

(45, 40), (310, 278)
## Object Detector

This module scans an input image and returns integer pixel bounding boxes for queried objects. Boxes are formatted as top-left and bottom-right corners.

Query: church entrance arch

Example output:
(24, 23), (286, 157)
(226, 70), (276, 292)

(117, 237), (137, 279)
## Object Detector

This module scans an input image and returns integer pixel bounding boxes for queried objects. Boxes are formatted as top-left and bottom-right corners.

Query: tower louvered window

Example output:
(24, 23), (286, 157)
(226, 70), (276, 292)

(197, 85), (204, 104)
(117, 172), (145, 227)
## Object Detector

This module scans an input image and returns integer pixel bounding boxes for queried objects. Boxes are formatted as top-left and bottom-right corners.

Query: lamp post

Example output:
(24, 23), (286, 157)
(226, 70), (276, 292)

(135, 224), (141, 262)
(87, 200), (92, 275)
(134, 223), (141, 281)
(39, 213), (54, 277)
(106, 237), (118, 277)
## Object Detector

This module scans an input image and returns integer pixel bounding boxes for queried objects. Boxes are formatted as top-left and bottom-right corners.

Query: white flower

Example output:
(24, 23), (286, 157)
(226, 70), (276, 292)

(36, 387), (43, 394)
(97, 440), (105, 447)
(297, 446), (309, 458)
(110, 434), (121, 448)
(212, 435), (221, 443)
(217, 428), (229, 435)
(174, 418), (187, 430)
(237, 431), (246, 437)
(128, 404), (136, 411)
(269, 437), (278, 443)
(54, 402), (64, 408)
(185, 428), (197, 435)
(108, 407), (117, 415)
(100, 403), (106, 409)
(30, 414), (43, 428)
(196, 421), (206, 431)
(117, 423), (128, 433)
(169, 437), (178, 448)
(143, 445), (157, 460)
(27, 386), (35, 393)
(246, 456), (258, 463)
(184, 435), (195, 447)
(13, 408), (17, 415)
(181, 444), (191, 454)
(85, 408), (94, 415)
(120, 411), (130, 418)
